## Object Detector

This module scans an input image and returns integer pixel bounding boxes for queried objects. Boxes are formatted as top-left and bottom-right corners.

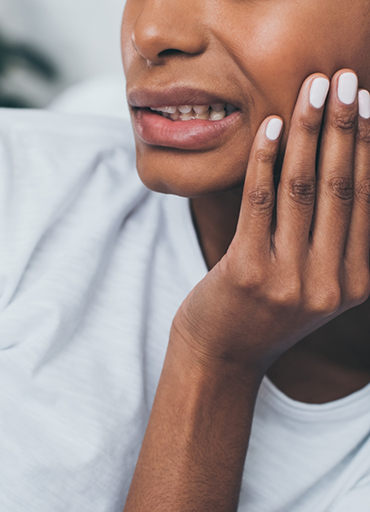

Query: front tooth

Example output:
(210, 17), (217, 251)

(170, 111), (181, 121)
(178, 105), (192, 114)
(194, 112), (209, 120)
(211, 103), (226, 112)
(210, 109), (226, 121)
(181, 111), (193, 121)
(162, 112), (171, 119)
(193, 105), (209, 114)
(162, 106), (178, 114)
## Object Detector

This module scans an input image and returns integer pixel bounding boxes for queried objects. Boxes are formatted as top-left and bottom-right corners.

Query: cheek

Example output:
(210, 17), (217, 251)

(220, 6), (333, 115)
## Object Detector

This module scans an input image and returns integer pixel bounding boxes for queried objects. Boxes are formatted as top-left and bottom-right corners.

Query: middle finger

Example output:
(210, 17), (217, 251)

(275, 74), (329, 262)
(312, 70), (358, 266)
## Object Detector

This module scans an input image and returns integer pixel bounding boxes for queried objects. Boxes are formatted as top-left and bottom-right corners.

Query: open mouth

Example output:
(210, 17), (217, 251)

(149, 103), (238, 122)
(128, 87), (242, 149)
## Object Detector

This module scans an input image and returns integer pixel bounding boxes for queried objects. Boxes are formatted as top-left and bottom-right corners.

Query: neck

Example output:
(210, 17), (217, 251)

(190, 187), (243, 270)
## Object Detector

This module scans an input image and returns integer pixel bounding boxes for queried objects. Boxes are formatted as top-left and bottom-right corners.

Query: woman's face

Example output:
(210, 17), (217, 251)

(121, 0), (370, 197)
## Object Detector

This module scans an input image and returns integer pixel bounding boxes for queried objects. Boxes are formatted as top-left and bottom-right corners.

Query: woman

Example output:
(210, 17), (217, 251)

(1, 0), (369, 510)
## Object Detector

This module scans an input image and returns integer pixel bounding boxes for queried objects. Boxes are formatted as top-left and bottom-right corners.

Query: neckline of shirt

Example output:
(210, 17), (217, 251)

(260, 376), (370, 421)
(174, 195), (370, 422)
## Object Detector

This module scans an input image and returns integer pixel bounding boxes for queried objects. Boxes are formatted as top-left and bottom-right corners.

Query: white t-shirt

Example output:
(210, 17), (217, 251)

(0, 108), (369, 512)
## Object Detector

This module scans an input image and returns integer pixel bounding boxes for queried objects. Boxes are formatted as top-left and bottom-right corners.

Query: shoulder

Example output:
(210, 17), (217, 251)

(0, 107), (134, 144)
(0, 107), (136, 167)
(0, 108), (145, 216)
(0, 109), (149, 312)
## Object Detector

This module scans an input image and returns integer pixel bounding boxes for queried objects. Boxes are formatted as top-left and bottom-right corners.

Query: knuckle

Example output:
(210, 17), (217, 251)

(229, 264), (269, 295)
(255, 148), (277, 165)
(310, 286), (342, 315)
(352, 285), (370, 306)
(332, 111), (357, 133)
(360, 278), (370, 303)
(355, 178), (370, 205)
(356, 123), (370, 145)
(239, 266), (266, 290)
(347, 273), (370, 306)
(268, 278), (302, 308)
(247, 187), (275, 212)
(222, 247), (266, 290)
(298, 116), (322, 135)
(287, 177), (316, 206)
(326, 176), (354, 202)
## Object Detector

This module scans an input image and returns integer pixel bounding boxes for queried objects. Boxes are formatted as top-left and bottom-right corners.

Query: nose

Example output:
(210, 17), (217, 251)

(131, 0), (208, 65)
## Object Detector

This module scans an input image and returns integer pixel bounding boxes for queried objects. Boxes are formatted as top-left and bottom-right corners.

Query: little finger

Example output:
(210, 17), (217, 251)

(344, 89), (370, 303)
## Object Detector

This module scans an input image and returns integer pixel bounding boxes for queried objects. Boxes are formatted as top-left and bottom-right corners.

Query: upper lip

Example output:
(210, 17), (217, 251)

(127, 86), (240, 109)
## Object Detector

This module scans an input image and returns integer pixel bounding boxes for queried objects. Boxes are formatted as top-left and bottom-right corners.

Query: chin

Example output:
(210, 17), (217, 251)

(134, 137), (253, 198)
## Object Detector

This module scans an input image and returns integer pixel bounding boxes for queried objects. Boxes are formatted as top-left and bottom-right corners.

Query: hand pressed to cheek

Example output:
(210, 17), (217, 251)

(122, 0), (370, 371)
(176, 70), (370, 373)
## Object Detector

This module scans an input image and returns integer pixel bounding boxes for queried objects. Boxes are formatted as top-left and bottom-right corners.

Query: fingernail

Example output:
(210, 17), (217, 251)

(309, 77), (330, 109)
(358, 90), (370, 119)
(338, 72), (358, 105)
(266, 118), (283, 141)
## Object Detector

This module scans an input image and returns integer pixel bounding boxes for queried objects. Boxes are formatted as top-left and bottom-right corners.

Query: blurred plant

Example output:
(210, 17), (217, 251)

(0, 31), (58, 108)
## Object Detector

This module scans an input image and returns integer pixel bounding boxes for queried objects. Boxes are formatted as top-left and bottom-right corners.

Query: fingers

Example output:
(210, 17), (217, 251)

(237, 68), (370, 310)
(344, 89), (370, 301)
(312, 70), (359, 267)
(237, 116), (283, 256)
(274, 74), (330, 262)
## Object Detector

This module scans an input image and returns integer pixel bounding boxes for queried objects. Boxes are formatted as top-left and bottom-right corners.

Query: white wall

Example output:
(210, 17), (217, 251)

(0, 0), (127, 106)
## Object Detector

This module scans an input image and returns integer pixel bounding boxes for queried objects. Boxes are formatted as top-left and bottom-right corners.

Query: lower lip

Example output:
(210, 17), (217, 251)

(132, 108), (241, 150)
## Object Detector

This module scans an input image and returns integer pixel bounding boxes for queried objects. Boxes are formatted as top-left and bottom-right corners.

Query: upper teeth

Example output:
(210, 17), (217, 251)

(178, 105), (192, 114)
(150, 104), (237, 121)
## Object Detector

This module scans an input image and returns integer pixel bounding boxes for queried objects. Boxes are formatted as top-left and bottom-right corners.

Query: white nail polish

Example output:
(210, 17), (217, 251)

(338, 73), (358, 105)
(266, 118), (283, 141)
(309, 77), (330, 109)
(358, 90), (370, 119)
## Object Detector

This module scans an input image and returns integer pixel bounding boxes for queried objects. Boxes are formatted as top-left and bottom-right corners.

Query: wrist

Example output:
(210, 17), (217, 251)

(168, 317), (265, 393)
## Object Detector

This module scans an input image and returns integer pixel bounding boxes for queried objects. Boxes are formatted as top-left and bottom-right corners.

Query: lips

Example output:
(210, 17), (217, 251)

(128, 86), (242, 150)
(128, 86), (241, 110)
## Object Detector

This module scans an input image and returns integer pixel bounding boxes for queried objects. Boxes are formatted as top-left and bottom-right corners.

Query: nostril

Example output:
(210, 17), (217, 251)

(158, 49), (185, 58)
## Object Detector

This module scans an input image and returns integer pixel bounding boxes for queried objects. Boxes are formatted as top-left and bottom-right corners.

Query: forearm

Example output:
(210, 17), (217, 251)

(123, 336), (262, 512)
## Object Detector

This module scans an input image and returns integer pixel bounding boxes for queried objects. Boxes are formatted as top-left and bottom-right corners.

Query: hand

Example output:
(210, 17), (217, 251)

(172, 69), (370, 376)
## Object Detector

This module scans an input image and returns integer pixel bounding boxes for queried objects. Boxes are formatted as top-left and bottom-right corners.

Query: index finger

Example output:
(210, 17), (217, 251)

(236, 116), (283, 256)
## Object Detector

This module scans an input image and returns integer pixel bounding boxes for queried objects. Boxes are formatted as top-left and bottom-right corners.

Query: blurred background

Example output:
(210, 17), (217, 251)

(0, 0), (130, 118)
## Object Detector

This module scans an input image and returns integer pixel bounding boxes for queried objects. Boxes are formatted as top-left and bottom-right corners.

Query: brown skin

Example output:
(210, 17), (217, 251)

(123, 0), (370, 402)
(122, 0), (370, 197)
(121, 1), (370, 510)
